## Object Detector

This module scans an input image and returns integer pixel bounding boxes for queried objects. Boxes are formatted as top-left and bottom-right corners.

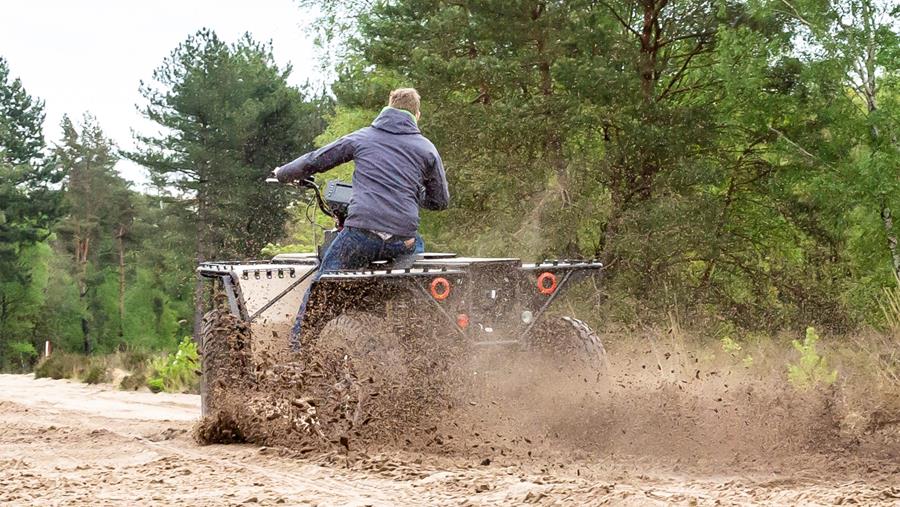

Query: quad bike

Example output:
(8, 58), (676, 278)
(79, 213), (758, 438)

(197, 179), (607, 416)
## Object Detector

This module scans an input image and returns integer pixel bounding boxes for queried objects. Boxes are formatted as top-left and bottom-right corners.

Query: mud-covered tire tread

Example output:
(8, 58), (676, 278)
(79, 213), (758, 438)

(200, 309), (226, 416)
(560, 316), (608, 369)
(200, 308), (251, 416)
(530, 316), (608, 371)
(315, 312), (404, 379)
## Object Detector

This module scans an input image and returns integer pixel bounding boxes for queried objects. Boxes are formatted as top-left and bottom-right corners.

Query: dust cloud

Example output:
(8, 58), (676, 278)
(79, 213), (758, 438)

(196, 312), (897, 470)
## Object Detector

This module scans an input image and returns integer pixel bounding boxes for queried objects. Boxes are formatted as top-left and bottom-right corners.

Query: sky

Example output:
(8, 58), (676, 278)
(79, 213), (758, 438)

(0, 0), (327, 188)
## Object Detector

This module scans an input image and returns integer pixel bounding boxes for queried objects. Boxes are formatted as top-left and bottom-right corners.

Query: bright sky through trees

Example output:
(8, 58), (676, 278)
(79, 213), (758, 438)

(0, 0), (325, 187)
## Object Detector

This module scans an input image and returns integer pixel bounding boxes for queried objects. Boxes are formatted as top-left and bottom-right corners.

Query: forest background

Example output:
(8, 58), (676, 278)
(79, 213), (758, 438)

(1, 0), (897, 376)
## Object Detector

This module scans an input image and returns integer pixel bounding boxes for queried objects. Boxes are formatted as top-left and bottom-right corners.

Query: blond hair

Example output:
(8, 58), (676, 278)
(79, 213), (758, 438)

(388, 88), (421, 116)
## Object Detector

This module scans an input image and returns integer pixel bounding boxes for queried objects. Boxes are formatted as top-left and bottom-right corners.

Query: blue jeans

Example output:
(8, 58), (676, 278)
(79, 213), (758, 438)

(289, 227), (418, 350)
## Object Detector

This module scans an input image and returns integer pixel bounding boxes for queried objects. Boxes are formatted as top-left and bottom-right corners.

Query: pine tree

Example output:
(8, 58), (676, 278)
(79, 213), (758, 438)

(0, 58), (63, 367)
(129, 29), (329, 340)
(55, 114), (131, 353)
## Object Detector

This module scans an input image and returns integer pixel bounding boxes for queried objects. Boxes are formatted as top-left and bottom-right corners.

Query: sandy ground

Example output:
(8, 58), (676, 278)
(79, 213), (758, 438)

(1, 374), (898, 506)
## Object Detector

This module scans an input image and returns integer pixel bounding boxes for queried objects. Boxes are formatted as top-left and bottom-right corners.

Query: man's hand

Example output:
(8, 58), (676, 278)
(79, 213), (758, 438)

(271, 167), (290, 183)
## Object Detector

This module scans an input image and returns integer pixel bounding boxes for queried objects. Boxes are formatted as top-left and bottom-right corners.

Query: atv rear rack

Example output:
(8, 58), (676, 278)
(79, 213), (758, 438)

(198, 257), (605, 345)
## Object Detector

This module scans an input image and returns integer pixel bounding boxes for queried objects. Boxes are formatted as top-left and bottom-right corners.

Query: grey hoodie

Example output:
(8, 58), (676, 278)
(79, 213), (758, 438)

(274, 107), (449, 237)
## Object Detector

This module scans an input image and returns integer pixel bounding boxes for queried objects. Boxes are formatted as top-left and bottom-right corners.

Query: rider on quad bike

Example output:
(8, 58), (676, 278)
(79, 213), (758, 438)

(271, 88), (450, 346)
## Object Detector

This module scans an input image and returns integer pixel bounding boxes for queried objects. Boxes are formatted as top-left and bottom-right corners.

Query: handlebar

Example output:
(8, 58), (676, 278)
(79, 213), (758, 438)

(266, 177), (315, 189)
(266, 176), (335, 221)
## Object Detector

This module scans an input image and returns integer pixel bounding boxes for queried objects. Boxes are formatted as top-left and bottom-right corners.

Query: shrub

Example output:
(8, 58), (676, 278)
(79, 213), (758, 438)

(147, 337), (200, 393)
(720, 335), (754, 367)
(879, 272), (900, 331)
(119, 372), (147, 391)
(788, 326), (838, 389)
(34, 353), (84, 380)
(121, 350), (150, 371)
(81, 360), (109, 384)
(7, 341), (38, 371)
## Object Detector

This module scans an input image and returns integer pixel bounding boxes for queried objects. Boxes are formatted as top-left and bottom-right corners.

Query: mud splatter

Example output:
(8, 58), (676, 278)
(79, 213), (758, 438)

(195, 309), (899, 468)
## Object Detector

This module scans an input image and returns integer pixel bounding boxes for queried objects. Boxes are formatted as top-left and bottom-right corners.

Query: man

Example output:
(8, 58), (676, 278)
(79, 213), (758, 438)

(273, 88), (449, 348)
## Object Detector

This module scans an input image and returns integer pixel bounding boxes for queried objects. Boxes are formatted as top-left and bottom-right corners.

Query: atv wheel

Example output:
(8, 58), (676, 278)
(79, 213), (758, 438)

(528, 316), (607, 372)
(305, 312), (411, 441)
(200, 308), (252, 416)
(315, 312), (406, 382)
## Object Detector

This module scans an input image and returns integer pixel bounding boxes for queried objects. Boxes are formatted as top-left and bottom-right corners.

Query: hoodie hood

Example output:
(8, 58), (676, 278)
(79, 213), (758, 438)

(371, 107), (420, 135)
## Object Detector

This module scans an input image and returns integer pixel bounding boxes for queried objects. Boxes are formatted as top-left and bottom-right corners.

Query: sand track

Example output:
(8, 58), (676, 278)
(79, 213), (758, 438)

(1, 374), (898, 506)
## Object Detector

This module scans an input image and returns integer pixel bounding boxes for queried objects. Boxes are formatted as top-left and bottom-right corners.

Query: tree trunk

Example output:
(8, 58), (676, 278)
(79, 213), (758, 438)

(76, 236), (91, 354)
(192, 195), (208, 346)
(883, 204), (900, 276)
(116, 224), (126, 343)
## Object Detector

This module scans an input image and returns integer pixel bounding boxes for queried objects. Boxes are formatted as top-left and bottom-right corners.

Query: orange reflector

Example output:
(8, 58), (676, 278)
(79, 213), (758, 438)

(537, 272), (558, 295)
(456, 314), (469, 329)
(430, 277), (451, 300)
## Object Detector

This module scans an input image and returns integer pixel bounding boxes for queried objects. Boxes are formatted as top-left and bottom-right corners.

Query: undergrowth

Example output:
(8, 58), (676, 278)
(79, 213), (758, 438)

(147, 337), (200, 393)
(33, 343), (198, 393)
(612, 320), (900, 443)
(787, 327), (838, 389)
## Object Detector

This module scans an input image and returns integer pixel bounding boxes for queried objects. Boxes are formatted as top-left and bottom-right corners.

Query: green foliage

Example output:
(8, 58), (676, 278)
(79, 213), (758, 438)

(54, 114), (131, 354)
(788, 327), (838, 389)
(7, 341), (37, 372)
(130, 29), (331, 260)
(0, 59), (65, 370)
(80, 359), (109, 384)
(34, 353), (85, 380)
(721, 336), (743, 355)
(296, 0), (899, 332)
(147, 337), (200, 393)
(720, 335), (755, 367)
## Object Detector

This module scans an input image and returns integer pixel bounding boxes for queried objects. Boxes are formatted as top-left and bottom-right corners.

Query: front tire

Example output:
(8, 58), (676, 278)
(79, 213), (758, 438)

(199, 308), (251, 416)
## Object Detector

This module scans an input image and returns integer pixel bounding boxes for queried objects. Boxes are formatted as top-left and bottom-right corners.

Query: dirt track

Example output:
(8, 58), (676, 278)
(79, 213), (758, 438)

(1, 374), (898, 506)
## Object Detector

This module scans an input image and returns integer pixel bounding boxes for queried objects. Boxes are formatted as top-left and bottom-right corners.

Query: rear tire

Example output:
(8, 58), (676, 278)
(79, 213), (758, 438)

(315, 312), (406, 382)
(528, 316), (607, 372)
(308, 312), (410, 441)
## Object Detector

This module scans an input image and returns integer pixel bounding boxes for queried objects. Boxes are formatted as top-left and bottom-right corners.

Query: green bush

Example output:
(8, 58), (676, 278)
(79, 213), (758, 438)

(80, 361), (109, 384)
(7, 341), (38, 371)
(788, 327), (838, 389)
(121, 350), (150, 371)
(119, 372), (147, 391)
(147, 337), (200, 393)
(34, 352), (84, 380)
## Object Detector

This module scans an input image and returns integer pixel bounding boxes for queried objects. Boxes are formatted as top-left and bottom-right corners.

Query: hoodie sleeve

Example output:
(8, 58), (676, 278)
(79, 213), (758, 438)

(421, 149), (450, 211)
(274, 135), (356, 183)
